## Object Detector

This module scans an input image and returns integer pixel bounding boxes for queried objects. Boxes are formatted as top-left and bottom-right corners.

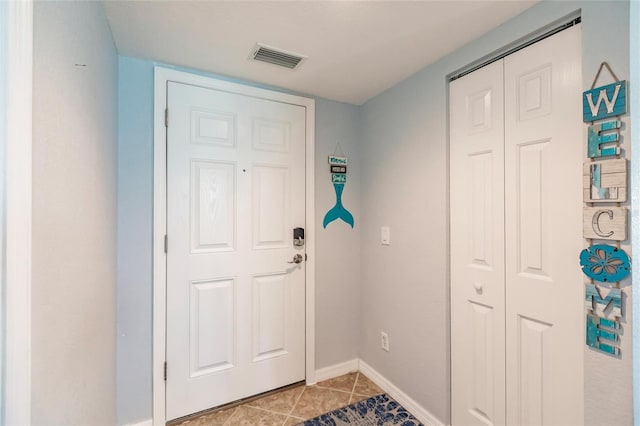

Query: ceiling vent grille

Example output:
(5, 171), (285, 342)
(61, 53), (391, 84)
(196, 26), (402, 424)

(251, 44), (306, 70)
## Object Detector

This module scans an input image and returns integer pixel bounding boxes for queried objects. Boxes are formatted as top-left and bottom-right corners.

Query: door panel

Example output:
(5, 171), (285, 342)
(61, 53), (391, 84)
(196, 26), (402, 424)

(253, 165), (289, 248)
(166, 82), (306, 420)
(450, 60), (506, 426)
(504, 25), (583, 425)
(190, 278), (235, 375)
(252, 273), (289, 361)
(191, 160), (236, 252)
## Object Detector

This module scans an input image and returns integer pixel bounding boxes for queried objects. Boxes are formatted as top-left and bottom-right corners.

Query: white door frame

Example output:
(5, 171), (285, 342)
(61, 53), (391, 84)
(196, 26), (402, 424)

(2, 1), (33, 424)
(152, 67), (316, 425)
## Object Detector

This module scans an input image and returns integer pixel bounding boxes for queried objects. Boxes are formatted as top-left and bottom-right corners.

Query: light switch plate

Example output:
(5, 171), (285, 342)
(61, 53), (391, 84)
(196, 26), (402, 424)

(381, 226), (390, 245)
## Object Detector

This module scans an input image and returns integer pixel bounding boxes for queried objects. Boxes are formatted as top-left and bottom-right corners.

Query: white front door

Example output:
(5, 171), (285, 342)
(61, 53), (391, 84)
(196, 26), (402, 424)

(165, 81), (307, 420)
(450, 25), (583, 425)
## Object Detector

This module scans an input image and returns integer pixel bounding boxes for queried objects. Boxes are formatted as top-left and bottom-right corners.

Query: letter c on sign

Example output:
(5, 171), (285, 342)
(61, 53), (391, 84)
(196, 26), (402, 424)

(592, 209), (614, 238)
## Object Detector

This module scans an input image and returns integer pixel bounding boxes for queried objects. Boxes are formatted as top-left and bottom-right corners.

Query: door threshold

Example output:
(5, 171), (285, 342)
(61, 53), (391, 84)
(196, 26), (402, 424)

(166, 380), (307, 425)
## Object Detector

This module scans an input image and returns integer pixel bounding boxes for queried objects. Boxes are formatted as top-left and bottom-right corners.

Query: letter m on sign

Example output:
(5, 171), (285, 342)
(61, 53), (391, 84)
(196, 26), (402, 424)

(583, 81), (627, 122)
(585, 283), (622, 317)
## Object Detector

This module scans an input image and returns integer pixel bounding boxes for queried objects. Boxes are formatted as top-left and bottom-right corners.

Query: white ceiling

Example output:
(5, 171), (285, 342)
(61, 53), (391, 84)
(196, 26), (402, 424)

(103, 1), (537, 105)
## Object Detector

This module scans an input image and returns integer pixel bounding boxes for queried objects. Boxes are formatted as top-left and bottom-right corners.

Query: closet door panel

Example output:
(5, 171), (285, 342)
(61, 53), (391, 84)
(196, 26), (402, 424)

(450, 60), (505, 426)
(504, 25), (583, 426)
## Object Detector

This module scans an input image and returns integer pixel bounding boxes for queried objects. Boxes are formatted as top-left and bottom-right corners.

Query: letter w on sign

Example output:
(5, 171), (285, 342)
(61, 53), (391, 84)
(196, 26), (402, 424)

(583, 81), (627, 122)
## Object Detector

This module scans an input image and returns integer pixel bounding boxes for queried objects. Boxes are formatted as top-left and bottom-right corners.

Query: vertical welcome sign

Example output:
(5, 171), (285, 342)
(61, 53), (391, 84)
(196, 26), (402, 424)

(580, 73), (630, 357)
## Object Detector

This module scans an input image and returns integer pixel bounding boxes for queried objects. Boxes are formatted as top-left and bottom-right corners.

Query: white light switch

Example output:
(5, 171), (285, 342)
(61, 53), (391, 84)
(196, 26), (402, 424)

(381, 226), (390, 245)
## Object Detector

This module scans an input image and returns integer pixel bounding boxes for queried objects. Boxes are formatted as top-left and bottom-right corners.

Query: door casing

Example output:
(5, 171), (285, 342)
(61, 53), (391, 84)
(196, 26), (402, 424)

(2, 1), (34, 424)
(152, 67), (316, 425)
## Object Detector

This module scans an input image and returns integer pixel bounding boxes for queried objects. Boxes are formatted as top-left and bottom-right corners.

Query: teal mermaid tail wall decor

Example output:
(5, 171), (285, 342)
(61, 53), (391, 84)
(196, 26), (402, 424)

(323, 183), (354, 228)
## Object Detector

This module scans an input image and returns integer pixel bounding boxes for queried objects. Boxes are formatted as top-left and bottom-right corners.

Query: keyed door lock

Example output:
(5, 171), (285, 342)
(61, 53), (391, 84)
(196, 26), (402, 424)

(293, 227), (305, 247)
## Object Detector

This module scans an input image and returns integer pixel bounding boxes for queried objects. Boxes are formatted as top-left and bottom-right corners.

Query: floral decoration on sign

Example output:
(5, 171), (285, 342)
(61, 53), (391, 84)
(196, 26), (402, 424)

(579, 244), (630, 283)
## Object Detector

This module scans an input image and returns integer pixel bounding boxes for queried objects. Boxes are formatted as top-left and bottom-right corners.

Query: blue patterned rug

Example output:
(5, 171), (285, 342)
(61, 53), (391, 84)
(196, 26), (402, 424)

(300, 394), (424, 426)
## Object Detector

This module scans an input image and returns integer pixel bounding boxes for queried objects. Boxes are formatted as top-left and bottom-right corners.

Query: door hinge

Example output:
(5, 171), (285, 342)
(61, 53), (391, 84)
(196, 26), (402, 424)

(165, 108), (169, 128)
(164, 361), (167, 381)
(164, 235), (168, 253)
(305, 253), (308, 261)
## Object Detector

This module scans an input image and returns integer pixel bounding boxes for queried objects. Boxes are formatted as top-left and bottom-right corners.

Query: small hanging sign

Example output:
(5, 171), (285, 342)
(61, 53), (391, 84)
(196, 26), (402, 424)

(579, 244), (631, 283)
(583, 80), (627, 122)
(332, 174), (347, 183)
(583, 206), (627, 241)
(585, 283), (622, 317)
(583, 159), (627, 203)
(587, 120), (621, 158)
(323, 143), (354, 229)
(586, 313), (620, 355)
(328, 155), (348, 165)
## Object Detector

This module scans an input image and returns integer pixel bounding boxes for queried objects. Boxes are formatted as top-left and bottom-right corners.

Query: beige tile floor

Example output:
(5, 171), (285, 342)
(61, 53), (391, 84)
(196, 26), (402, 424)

(175, 372), (384, 426)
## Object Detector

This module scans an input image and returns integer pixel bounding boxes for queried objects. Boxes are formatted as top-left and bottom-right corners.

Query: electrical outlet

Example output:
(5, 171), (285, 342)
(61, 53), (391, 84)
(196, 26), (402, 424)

(381, 331), (389, 352)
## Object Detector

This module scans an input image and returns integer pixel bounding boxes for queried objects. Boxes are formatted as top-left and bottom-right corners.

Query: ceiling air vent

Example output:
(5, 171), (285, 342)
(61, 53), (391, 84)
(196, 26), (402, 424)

(251, 44), (307, 70)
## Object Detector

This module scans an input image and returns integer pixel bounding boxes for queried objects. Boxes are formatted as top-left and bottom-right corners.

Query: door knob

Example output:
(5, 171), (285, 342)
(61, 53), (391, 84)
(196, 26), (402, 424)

(474, 282), (483, 293)
(288, 254), (304, 264)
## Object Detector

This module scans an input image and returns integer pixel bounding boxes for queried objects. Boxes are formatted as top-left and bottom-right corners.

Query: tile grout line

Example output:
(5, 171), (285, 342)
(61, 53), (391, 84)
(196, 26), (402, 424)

(282, 385), (307, 426)
(222, 401), (293, 425)
(247, 404), (295, 417)
(220, 406), (239, 426)
(177, 375), (394, 426)
(314, 385), (353, 394)
(286, 373), (359, 425)
(349, 372), (360, 403)
(183, 374), (370, 426)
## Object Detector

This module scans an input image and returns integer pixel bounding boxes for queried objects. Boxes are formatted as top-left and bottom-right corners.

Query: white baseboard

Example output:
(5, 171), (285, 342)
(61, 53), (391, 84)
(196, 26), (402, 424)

(313, 358), (360, 383)
(359, 360), (446, 426)
(126, 419), (152, 426)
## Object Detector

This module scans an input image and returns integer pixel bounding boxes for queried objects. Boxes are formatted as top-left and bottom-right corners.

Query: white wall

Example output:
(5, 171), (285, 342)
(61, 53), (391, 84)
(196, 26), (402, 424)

(32, 2), (118, 424)
(116, 58), (361, 425)
(359, 1), (632, 424)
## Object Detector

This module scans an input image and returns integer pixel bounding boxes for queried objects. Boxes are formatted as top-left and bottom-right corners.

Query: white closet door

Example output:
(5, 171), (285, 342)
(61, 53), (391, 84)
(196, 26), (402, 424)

(504, 25), (583, 425)
(450, 60), (506, 426)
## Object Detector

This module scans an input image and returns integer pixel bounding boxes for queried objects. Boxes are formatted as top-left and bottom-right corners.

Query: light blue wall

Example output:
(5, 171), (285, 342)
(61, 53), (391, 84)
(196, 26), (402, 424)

(314, 99), (362, 369)
(117, 57), (154, 426)
(630, 1), (640, 423)
(117, 57), (361, 425)
(0, 2), (6, 420)
(359, 1), (631, 425)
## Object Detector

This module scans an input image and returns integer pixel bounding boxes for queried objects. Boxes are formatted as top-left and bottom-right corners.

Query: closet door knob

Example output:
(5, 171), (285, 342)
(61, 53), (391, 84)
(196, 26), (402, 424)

(473, 282), (483, 293)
